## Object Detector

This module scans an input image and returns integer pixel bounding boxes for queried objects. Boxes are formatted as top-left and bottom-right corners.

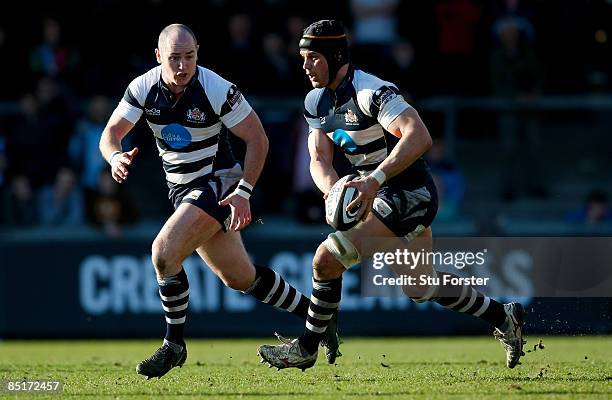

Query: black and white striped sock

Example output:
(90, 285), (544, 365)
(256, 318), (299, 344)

(433, 273), (506, 328)
(300, 276), (342, 355)
(244, 265), (309, 319)
(158, 268), (189, 347)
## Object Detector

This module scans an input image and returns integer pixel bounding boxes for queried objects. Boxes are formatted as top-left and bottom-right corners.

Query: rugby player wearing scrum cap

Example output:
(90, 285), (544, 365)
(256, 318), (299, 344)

(258, 19), (526, 371)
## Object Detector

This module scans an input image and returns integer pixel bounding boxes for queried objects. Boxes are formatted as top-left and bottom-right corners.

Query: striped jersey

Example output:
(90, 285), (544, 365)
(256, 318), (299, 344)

(112, 65), (252, 185)
(304, 65), (431, 188)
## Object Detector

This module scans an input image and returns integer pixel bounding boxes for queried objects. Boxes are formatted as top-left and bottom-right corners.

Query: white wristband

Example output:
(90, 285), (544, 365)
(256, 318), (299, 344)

(235, 179), (253, 200)
(109, 151), (122, 165)
(370, 168), (386, 185)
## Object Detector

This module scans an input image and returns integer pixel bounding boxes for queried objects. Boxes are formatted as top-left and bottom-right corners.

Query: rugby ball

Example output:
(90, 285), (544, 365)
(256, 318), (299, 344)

(325, 174), (365, 231)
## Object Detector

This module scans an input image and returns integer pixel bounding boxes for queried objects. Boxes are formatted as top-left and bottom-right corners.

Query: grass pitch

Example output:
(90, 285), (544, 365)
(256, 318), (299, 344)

(0, 336), (610, 399)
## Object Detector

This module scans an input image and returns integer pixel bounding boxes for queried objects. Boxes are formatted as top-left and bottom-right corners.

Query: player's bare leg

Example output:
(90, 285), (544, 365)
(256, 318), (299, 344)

(259, 216), (526, 370)
(137, 203), (222, 379)
(258, 212), (395, 370)
(199, 230), (341, 362)
(388, 227), (526, 368)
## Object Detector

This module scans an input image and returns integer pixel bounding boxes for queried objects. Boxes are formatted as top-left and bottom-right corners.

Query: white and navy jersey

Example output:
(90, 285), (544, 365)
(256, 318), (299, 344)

(112, 65), (252, 185)
(304, 65), (431, 188)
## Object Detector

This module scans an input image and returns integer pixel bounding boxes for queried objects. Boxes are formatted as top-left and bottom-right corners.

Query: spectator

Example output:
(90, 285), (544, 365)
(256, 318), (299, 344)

(425, 140), (465, 221)
(567, 190), (612, 225)
(257, 32), (292, 94)
(86, 170), (139, 237)
(291, 114), (324, 224)
(29, 18), (79, 80)
(8, 78), (74, 189)
(0, 25), (22, 99)
(490, 16), (545, 201)
(0, 134), (6, 189)
(349, 0), (399, 76)
(37, 167), (84, 226)
(387, 39), (419, 100)
(285, 15), (312, 94)
(434, 0), (483, 95)
(0, 133), (7, 223)
(2, 175), (37, 227)
(69, 95), (112, 191)
(218, 13), (259, 92)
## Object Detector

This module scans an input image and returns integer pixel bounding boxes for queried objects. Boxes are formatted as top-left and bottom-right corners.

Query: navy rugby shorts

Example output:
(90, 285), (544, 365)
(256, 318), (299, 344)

(370, 179), (438, 240)
(167, 164), (243, 232)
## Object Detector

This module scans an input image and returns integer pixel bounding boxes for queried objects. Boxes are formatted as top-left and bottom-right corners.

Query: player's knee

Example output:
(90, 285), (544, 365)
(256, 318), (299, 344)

(312, 245), (345, 280)
(219, 273), (251, 291)
(151, 239), (179, 275)
(407, 269), (439, 303)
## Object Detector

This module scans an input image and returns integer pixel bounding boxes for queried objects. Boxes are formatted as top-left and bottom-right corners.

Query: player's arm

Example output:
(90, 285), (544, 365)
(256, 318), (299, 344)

(99, 113), (138, 183)
(375, 107), (432, 180)
(346, 107), (432, 218)
(218, 110), (268, 231)
(346, 88), (432, 219)
(308, 127), (339, 197)
(226, 110), (268, 188)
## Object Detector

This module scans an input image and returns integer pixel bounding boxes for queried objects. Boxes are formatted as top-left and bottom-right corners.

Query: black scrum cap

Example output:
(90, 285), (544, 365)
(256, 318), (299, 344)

(299, 20), (349, 85)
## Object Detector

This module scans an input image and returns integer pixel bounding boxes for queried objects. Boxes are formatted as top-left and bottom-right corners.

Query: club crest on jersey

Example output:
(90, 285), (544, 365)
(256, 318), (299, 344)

(186, 107), (205, 123)
(344, 108), (359, 125)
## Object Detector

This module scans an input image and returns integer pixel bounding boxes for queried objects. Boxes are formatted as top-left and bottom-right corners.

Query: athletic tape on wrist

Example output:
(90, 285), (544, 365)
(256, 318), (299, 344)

(370, 168), (386, 185)
(235, 179), (253, 200)
(235, 188), (251, 200)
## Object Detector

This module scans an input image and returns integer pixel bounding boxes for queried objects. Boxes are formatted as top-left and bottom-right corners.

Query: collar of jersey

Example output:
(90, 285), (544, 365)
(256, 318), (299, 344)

(328, 64), (355, 106)
(334, 64), (354, 93)
(159, 67), (200, 97)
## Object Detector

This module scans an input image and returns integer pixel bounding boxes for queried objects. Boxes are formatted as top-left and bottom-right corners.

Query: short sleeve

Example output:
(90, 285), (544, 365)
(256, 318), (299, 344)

(111, 78), (147, 123)
(371, 86), (411, 130)
(303, 89), (323, 130)
(203, 68), (252, 128)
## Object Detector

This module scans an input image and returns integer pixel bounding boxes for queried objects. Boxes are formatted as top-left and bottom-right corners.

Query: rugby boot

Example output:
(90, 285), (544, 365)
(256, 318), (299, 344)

(320, 310), (342, 364)
(136, 340), (187, 379)
(494, 302), (527, 368)
(258, 333), (317, 371)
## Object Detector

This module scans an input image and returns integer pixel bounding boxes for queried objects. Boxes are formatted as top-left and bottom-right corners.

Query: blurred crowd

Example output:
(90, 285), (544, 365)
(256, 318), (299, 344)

(1, 0), (611, 234)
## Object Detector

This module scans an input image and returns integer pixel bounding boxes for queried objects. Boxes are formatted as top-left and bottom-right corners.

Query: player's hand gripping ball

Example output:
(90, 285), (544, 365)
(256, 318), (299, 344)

(325, 174), (366, 231)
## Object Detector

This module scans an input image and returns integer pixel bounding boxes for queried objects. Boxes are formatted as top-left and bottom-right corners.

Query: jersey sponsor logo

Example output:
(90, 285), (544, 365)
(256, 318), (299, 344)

(373, 197), (393, 218)
(331, 129), (358, 154)
(145, 107), (161, 116)
(374, 87), (397, 109)
(186, 190), (203, 201)
(227, 85), (243, 108)
(186, 107), (206, 123)
(319, 116), (326, 124)
(161, 123), (192, 150)
(344, 108), (359, 125)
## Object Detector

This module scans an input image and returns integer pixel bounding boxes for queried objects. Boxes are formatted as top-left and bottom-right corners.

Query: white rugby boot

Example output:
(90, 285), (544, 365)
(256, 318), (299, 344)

(257, 333), (317, 371)
(494, 302), (527, 368)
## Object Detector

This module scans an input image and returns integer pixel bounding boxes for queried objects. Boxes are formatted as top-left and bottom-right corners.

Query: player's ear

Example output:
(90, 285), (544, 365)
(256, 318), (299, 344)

(155, 48), (162, 64)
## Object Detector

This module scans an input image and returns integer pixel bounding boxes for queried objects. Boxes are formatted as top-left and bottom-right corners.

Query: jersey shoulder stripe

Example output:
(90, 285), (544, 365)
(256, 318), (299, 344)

(353, 69), (411, 128)
(198, 67), (252, 123)
(124, 66), (162, 108)
(304, 88), (325, 129)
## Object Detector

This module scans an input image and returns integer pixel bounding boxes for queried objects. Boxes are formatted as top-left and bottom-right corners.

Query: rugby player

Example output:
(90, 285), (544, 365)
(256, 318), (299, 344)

(99, 24), (340, 379)
(258, 20), (526, 371)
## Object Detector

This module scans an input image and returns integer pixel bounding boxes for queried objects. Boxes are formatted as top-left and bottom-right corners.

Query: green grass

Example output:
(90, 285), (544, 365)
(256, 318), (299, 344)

(0, 336), (610, 399)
